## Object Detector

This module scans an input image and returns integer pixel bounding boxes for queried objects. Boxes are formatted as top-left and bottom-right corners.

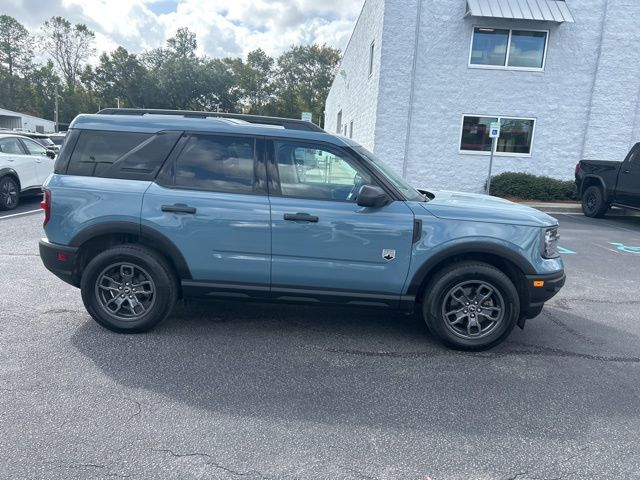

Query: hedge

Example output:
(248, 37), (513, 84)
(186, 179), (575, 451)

(489, 172), (578, 201)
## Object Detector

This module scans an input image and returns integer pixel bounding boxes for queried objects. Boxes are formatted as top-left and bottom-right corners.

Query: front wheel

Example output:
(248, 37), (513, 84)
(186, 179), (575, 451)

(0, 176), (19, 211)
(422, 262), (520, 351)
(80, 245), (178, 333)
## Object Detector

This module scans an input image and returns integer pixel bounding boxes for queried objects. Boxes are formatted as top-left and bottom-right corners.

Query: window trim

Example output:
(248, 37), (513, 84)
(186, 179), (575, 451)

(458, 114), (537, 157)
(368, 39), (375, 77)
(468, 26), (549, 72)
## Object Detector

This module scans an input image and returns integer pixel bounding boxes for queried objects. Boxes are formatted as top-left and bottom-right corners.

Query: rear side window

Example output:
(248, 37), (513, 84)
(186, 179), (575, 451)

(173, 134), (257, 194)
(66, 130), (180, 180)
(0, 137), (26, 155)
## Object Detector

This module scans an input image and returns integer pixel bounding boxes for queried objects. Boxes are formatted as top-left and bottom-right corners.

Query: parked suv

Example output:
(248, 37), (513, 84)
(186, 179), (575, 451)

(39, 109), (565, 350)
(0, 133), (56, 210)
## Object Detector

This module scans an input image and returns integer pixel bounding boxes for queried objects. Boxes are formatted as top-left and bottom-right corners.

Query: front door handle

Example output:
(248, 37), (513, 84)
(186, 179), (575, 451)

(284, 213), (319, 223)
(161, 204), (197, 214)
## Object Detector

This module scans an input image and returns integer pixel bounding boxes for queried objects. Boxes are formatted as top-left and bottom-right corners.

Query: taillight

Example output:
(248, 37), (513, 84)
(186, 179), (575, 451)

(574, 163), (580, 177)
(41, 189), (51, 226)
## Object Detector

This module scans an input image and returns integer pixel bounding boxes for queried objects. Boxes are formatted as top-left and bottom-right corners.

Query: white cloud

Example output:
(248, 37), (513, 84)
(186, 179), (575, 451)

(2, 0), (363, 60)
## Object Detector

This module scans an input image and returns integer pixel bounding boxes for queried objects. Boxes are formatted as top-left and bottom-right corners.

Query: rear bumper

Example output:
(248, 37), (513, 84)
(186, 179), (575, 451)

(522, 270), (566, 318)
(39, 238), (79, 287)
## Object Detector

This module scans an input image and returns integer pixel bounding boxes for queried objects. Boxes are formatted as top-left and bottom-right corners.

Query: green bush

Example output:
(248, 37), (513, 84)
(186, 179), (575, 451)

(489, 172), (578, 201)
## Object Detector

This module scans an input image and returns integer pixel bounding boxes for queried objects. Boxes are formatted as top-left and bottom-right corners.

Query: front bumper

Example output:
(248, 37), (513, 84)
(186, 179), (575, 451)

(39, 238), (79, 287)
(521, 270), (566, 319)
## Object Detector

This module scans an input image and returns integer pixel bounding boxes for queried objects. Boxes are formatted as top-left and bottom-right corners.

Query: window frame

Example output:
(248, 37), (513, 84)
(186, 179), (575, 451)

(368, 39), (375, 77)
(458, 114), (537, 157)
(167, 132), (265, 196)
(468, 26), (549, 72)
(265, 138), (402, 203)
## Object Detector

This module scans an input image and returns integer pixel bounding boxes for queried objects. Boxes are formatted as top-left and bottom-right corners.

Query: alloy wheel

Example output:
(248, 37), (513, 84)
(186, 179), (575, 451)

(95, 262), (156, 320)
(441, 280), (505, 339)
(0, 179), (18, 208)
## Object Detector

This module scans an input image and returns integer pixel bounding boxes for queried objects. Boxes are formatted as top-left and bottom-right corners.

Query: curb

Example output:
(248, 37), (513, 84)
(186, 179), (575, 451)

(522, 203), (639, 216)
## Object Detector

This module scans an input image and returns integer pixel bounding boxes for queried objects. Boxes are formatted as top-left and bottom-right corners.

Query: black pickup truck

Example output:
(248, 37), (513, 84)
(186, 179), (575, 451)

(575, 143), (640, 217)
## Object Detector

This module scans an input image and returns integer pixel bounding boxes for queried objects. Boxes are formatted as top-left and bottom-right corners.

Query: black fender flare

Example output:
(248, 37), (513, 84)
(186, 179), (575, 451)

(0, 167), (21, 190)
(580, 174), (608, 200)
(69, 221), (192, 279)
(406, 241), (536, 296)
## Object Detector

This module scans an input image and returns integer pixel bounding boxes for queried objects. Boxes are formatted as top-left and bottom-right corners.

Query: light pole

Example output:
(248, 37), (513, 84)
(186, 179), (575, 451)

(54, 84), (59, 133)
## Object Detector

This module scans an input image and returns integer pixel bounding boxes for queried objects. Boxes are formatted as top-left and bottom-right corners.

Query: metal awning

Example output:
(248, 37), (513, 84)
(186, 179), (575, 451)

(465, 0), (575, 23)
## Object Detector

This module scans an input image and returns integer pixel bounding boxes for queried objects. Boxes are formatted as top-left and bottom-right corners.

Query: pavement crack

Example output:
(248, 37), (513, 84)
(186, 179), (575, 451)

(152, 448), (269, 478)
(504, 471), (528, 480)
(126, 398), (142, 422)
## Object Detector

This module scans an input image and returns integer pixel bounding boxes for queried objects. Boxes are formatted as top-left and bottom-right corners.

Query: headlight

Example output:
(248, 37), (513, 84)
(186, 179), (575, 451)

(542, 227), (560, 259)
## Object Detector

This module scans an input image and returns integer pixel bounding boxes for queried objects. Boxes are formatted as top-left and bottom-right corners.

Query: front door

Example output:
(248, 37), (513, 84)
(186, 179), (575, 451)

(267, 139), (415, 306)
(616, 144), (640, 208)
(142, 133), (271, 291)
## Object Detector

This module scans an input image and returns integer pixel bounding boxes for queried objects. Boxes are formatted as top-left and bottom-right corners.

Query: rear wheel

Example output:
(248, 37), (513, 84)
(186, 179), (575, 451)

(0, 176), (19, 211)
(582, 185), (608, 218)
(422, 262), (520, 350)
(80, 245), (178, 333)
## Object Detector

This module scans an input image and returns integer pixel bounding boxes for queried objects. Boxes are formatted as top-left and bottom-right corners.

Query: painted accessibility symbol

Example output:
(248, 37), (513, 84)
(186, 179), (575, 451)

(609, 242), (640, 254)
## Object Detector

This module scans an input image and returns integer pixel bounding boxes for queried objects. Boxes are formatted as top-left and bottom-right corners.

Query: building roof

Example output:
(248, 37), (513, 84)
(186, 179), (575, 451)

(465, 0), (575, 23)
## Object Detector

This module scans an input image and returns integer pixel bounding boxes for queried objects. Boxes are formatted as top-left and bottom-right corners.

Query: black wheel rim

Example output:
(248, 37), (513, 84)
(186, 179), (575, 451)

(95, 262), (156, 321)
(441, 280), (505, 340)
(585, 192), (597, 212)
(0, 179), (18, 208)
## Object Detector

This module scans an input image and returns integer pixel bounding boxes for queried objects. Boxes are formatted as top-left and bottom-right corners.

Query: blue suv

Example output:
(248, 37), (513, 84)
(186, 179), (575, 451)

(39, 109), (565, 350)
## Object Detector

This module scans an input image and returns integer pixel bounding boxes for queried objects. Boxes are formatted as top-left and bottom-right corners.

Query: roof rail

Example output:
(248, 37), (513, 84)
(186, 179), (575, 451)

(97, 108), (325, 133)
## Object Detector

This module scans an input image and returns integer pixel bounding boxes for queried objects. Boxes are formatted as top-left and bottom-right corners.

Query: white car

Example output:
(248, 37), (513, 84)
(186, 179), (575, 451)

(0, 133), (56, 210)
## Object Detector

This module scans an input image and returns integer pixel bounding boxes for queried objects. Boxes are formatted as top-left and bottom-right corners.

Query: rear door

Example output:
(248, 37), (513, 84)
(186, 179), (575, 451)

(267, 139), (415, 306)
(616, 144), (640, 208)
(142, 133), (271, 292)
(0, 137), (39, 189)
(19, 137), (54, 185)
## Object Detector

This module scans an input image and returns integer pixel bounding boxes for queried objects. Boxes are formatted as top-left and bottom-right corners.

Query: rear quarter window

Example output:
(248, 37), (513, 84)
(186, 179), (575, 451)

(65, 130), (181, 180)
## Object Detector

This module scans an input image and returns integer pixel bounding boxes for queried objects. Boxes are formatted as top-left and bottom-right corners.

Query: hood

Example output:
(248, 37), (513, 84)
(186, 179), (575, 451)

(418, 190), (557, 227)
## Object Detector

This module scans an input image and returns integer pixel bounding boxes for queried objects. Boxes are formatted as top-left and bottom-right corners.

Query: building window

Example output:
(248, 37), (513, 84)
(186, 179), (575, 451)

(469, 27), (548, 70)
(460, 115), (536, 156)
(336, 110), (342, 134)
(349, 121), (354, 138)
(368, 40), (375, 77)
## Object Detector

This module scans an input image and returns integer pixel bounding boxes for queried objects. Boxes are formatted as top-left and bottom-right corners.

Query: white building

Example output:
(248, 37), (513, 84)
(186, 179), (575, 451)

(325, 0), (640, 192)
(0, 107), (55, 133)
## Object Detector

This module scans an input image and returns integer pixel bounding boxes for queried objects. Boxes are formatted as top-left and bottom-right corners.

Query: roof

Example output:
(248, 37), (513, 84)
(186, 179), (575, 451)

(69, 114), (357, 148)
(465, 0), (575, 23)
(0, 107), (56, 124)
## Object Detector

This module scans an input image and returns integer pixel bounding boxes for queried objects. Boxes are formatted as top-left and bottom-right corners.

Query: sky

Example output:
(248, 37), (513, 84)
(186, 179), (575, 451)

(3, 0), (364, 60)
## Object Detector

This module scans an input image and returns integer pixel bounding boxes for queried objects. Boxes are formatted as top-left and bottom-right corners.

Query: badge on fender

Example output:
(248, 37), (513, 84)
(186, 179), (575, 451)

(382, 249), (395, 261)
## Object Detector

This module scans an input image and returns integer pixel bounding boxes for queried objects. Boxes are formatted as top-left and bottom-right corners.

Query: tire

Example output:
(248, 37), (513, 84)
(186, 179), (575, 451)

(422, 262), (520, 351)
(80, 244), (178, 333)
(581, 185), (608, 218)
(0, 176), (19, 211)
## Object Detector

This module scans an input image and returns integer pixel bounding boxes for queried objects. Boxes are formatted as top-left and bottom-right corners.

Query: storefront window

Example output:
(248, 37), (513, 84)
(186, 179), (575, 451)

(460, 116), (536, 156)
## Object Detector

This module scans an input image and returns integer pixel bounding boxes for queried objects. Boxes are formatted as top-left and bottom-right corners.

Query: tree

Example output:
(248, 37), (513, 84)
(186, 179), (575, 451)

(96, 47), (149, 108)
(166, 27), (197, 58)
(41, 16), (95, 91)
(0, 15), (33, 104)
(271, 44), (341, 123)
(235, 49), (274, 114)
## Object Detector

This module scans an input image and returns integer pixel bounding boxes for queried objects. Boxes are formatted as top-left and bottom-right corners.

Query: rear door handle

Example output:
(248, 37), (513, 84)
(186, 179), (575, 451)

(284, 213), (319, 223)
(161, 204), (197, 214)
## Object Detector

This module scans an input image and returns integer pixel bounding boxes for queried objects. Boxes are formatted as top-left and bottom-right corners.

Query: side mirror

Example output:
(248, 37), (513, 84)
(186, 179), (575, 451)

(357, 184), (390, 208)
(46, 149), (56, 159)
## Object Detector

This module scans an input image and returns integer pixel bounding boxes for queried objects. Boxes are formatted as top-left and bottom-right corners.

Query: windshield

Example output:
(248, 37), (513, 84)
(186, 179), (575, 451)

(353, 146), (425, 202)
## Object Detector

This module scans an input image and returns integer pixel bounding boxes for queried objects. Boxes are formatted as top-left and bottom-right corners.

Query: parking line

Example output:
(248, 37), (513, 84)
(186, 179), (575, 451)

(557, 246), (576, 254)
(0, 209), (42, 220)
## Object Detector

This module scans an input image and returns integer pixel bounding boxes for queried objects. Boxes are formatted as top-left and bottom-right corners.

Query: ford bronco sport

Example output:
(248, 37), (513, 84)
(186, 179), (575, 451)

(39, 109), (565, 350)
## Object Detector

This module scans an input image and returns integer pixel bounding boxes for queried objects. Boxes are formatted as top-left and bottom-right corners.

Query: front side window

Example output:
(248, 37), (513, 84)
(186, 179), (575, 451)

(0, 138), (26, 155)
(460, 116), (536, 156)
(174, 134), (256, 194)
(470, 27), (548, 70)
(274, 141), (372, 202)
(21, 138), (47, 155)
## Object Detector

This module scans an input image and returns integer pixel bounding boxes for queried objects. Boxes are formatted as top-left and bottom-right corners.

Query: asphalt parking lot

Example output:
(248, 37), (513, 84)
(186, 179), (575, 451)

(1, 209), (639, 479)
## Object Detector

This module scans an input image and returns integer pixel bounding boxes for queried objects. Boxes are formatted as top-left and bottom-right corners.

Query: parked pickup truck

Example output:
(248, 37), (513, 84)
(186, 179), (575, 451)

(575, 143), (640, 217)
